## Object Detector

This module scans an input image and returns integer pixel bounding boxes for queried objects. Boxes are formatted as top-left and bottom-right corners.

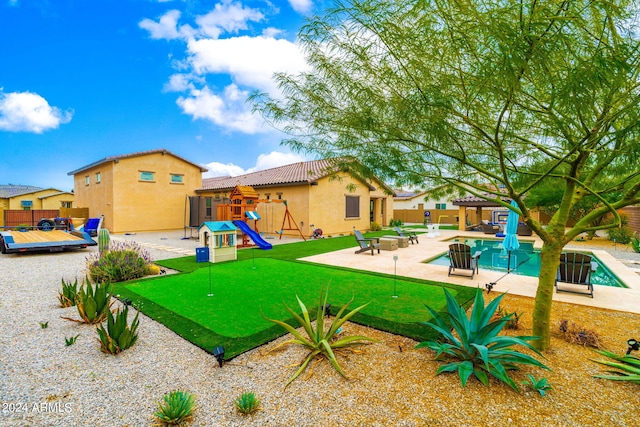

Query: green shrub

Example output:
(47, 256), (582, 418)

(86, 241), (152, 283)
(234, 392), (261, 415)
(389, 218), (403, 227)
(58, 278), (79, 308)
(606, 215), (634, 244)
(591, 350), (640, 383)
(631, 235), (640, 253)
(153, 390), (196, 426)
(370, 221), (382, 231)
(96, 305), (140, 354)
(62, 278), (112, 324)
(265, 286), (377, 386)
(417, 289), (549, 392)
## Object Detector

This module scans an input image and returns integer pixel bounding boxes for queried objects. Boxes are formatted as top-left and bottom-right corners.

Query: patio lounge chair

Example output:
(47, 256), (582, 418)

(448, 243), (482, 279)
(555, 253), (595, 298)
(393, 226), (418, 244)
(353, 230), (380, 255)
(480, 220), (500, 234)
(517, 223), (533, 236)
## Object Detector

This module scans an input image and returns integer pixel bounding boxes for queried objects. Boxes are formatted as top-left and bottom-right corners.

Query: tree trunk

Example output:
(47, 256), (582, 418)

(532, 241), (564, 350)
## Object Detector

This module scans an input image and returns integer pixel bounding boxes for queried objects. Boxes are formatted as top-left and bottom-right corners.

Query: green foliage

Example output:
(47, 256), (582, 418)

(96, 305), (140, 354)
(417, 289), (549, 391)
(65, 334), (80, 346)
(234, 392), (261, 415)
(494, 306), (522, 330)
(98, 228), (110, 252)
(606, 215), (634, 245)
(153, 390), (196, 426)
(39, 321), (49, 329)
(86, 241), (152, 283)
(389, 219), (403, 227)
(521, 374), (552, 397)
(58, 278), (79, 308)
(632, 235), (640, 254)
(265, 285), (378, 386)
(369, 221), (382, 231)
(62, 277), (112, 324)
(591, 350), (640, 384)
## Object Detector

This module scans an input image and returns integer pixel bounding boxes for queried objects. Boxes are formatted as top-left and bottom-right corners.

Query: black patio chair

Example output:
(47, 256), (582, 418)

(555, 253), (595, 298)
(448, 243), (482, 279)
(353, 230), (380, 255)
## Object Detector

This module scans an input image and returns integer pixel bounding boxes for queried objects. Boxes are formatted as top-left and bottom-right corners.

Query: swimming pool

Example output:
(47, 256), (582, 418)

(426, 237), (626, 288)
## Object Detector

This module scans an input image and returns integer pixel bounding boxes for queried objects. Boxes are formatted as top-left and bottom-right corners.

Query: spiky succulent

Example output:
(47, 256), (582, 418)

(417, 288), (549, 392)
(592, 350), (640, 383)
(234, 392), (262, 415)
(152, 390), (196, 426)
(58, 278), (79, 308)
(62, 277), (112, 324)
(265, 286), (377, 386)
(96, 305), (140, 354)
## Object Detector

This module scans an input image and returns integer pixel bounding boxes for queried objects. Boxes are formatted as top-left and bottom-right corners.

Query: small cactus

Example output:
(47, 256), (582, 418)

(98, 229), (110, 253)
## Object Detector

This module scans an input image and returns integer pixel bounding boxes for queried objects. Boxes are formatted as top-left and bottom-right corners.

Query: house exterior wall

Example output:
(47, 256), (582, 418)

(5, 190), (74, 210)
(72, 152), (203, 233)
(199, 173), (393, 238)
(40, 193), (75, 210)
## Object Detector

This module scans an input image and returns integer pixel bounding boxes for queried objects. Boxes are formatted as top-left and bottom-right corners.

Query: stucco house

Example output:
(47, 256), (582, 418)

(195, 159), (395, 237)
(0, 185), (75, 228)
(68, 149), (208, 233)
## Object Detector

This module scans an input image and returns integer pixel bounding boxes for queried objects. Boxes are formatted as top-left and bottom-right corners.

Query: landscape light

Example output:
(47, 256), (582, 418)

(626, 338), (639, 355)
(324, 304), (331, 317)
(213, 345), (225, 368)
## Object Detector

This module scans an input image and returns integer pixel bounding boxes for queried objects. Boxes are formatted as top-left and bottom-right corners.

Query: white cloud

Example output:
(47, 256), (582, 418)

(195, 0), (264, 39)
(0, 90), (72, 133)
(187, 36), (308, 93)
(176, 84), (266, 133)
(288, 0), (313, 14)
(139, 10), (195, 40)
(202, 151), (308, 178)
(163, 73), (196, 92)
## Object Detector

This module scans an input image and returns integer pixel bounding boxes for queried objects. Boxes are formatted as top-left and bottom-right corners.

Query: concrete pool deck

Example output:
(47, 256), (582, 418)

(300, 229), (640, 314)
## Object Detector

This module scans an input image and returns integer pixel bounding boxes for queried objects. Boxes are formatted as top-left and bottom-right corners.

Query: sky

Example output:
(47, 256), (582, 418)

(0, 0), (327, 192)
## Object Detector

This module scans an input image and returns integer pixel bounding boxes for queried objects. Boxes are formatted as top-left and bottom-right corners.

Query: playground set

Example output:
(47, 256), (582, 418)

(214, 185), (306, 249)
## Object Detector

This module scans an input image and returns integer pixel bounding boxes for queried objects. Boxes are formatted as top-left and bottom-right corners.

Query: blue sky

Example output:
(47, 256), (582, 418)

(0, 0), (324, 192)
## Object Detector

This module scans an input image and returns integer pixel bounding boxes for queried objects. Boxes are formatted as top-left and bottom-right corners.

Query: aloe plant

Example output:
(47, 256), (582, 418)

(234, 392), (261, 415)
(62, 278), (112, 324)
(417, 288), (549, 391)
(153, 390), (196, 426)
(58, 278), (79, 308)
(96, 305), (140, 354)
(592, 349), (640, 383)
(265, 286), (377, 386)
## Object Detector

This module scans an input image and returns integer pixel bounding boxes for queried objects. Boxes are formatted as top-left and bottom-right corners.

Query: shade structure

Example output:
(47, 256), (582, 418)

(502, 200), (520, 272)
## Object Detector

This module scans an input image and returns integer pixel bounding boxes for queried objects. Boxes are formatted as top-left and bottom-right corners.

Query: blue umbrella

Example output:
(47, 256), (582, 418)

(503, 200), (520, 272)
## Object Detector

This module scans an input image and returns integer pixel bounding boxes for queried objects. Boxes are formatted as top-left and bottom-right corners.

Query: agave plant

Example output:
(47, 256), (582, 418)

(153, 390), (196, 426)
(265, 286), (377, 386)
(416, 288), (549, 391)
(62, 277), (112, 324)
(58, 278), (79, 308)
(234, 391), (262, 415)
(592, 349), (640, 383)
(521, 374), (553, 396)
(96, 305), (140, 354)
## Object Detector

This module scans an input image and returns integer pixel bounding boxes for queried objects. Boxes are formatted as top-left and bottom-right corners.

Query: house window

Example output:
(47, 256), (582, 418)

(61, 201), (72, 208)
(85, 176), (90, 186)
(21, 200), (33, 210)
(345, 195), (360, 218)
(170, 174), (183, 184)
(276, 192), (283, 200)
(206, 197), (212, 217)
(96, 172), (101, 183)
(436, 203), (447, 209)
(140, 171), (155, 182)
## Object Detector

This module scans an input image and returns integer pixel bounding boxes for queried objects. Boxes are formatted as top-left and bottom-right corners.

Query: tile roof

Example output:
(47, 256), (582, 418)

(0, 185), (58, 198)
(199, 159), (338, 191)
(452, 194), (510, 207)
(67, 148), (209, 176)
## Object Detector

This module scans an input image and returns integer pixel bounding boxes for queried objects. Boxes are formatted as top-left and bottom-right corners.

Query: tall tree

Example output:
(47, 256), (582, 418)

(252, 0), (640, 350)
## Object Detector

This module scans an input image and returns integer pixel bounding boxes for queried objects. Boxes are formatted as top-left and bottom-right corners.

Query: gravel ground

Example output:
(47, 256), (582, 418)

(1, 232), (639, 427)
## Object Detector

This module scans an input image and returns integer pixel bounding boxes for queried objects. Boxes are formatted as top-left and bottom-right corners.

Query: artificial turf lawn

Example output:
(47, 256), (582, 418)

(113, 233), (476, 359)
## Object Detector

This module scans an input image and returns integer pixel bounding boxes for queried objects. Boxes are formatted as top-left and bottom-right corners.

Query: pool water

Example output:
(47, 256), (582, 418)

(427, 238), (626, 288)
